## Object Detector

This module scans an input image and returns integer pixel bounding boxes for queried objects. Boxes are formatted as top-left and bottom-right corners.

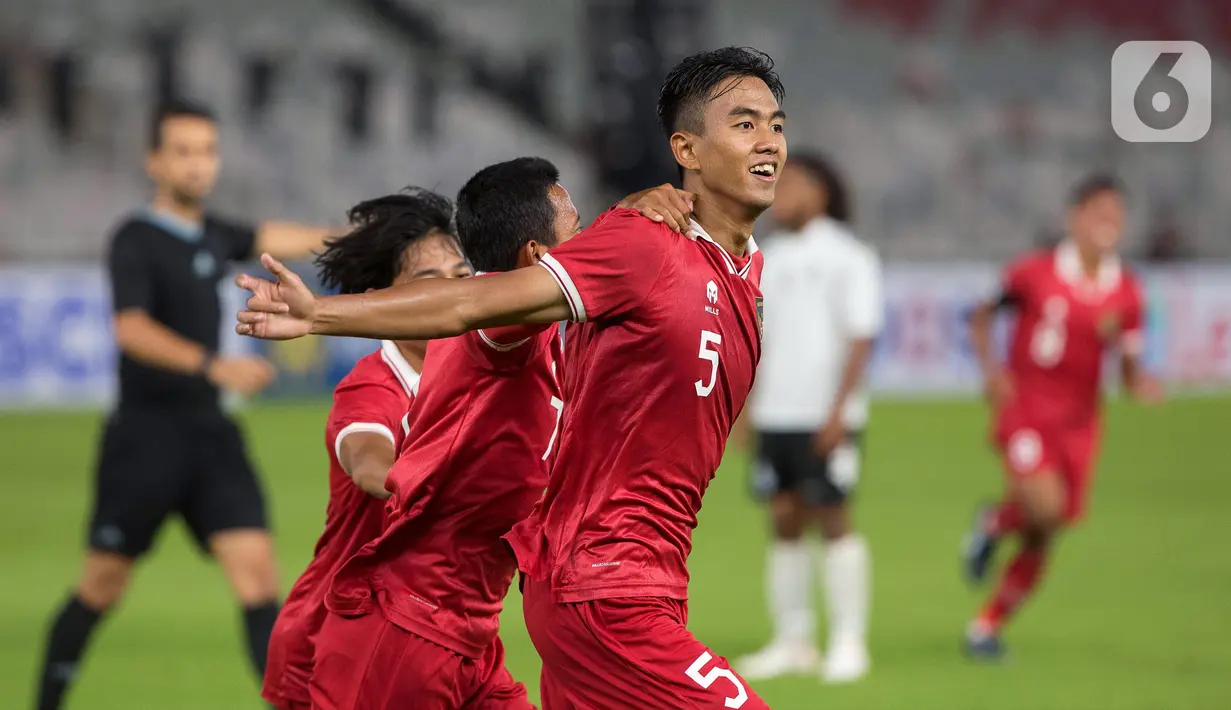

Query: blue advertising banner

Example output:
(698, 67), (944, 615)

(1, 262), (1228, 409)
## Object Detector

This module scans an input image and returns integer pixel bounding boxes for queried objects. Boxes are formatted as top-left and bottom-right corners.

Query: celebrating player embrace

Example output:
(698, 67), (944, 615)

(262, 189), (472, 710)
(237, 46), (783, 709)
(962, 174), (1163, 659)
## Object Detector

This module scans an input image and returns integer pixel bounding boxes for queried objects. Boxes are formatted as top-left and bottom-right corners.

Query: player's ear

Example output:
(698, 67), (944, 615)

(515, 240), (541, 269)
(670, 131), (701, 174)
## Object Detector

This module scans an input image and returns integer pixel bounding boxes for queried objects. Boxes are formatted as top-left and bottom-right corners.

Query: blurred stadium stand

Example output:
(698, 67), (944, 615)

(0, 0), (1228, 262)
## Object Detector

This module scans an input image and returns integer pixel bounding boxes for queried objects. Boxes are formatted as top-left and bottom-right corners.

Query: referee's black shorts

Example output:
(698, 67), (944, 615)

(87, 407), (269, 559)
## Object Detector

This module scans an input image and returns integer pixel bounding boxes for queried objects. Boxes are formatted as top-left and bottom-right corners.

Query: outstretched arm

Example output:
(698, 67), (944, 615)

(237, 188), (692, 342)
(255, 222), (342, 260)
(314, 262), (570, 339)
(236, 254), (570, 341)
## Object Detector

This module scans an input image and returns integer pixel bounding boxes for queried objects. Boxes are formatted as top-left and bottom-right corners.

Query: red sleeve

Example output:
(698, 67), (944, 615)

(537, 208), (671, 323)
(465, 323), (554, 373)
(327, 378), (407, 463)
(1120, 273), (1146, 356)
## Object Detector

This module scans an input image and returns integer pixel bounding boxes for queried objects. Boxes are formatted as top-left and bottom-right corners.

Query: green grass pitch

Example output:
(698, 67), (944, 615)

(2, 398), (1229, 709)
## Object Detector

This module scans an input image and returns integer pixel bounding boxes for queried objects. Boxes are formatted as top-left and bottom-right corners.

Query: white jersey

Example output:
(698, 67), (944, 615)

(752, 216), (884, 431)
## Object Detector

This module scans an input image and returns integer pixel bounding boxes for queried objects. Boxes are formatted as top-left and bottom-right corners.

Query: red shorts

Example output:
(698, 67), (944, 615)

(995, 408), (1102, 521)
(310, 608), (532, 710)
(521, 576), (770, 709)
(262, 607), (317, 709)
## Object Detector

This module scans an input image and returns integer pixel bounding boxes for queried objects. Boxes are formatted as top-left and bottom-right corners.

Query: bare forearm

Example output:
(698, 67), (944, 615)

(830, 338), (874, 416)
(1121, 354), (1144, 391)
(114, 311), (208, 375)
(309, 269), (569, 340)
(350, 460), (393, 499)
(969, 305), (999, 376)
(257, 222), (338, 260)
(339, 435), (396, 499)
(311, 281), (473, 340)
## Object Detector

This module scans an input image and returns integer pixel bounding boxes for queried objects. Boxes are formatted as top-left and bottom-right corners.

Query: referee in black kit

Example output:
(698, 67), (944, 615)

(34, 99), (337, 710)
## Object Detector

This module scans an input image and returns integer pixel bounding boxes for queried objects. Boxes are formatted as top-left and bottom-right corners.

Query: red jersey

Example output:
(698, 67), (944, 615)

(263, 341), (417, 704)
(1001, 241), (1144, 427)
(327, 322), (562, 659)
(505, 208), (764, 603)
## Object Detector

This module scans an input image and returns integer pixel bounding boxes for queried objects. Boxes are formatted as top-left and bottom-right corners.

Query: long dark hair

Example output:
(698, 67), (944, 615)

(790, 151), (853, 224)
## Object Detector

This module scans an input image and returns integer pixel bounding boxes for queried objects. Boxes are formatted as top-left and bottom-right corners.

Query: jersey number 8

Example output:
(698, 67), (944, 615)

(1031, 297), (1068, 368)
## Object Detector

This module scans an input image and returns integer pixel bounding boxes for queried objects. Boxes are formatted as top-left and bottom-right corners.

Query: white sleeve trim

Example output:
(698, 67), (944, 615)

(538, 255), (587, 323)
(334, 422), (395, 473)
(477, 329), (533, 351)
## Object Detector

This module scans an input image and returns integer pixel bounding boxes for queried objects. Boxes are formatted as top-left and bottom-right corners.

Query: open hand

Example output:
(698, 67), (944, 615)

(618, 184), (696, 233)
(235, 254), (316, 341)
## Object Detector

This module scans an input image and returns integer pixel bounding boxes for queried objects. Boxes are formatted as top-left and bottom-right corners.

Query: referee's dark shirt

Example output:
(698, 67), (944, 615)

(107, 209), (256, 411)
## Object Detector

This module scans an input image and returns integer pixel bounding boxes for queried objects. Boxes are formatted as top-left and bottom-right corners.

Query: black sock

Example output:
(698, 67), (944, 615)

(36, 594), (105, 710)
(242, 600), (280, 677)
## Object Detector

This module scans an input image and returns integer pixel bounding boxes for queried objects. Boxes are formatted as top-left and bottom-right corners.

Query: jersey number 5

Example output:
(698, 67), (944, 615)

(686, 651), (748, 708)
(695, 330), (722, 397)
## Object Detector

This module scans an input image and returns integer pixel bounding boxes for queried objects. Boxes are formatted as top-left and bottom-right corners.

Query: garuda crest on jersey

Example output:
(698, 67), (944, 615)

(755, 296), (764, 342)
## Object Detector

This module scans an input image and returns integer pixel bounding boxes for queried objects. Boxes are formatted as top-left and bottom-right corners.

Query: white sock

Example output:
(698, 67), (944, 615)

(767, 539), (815, 647)
(822, 534), (870, 650)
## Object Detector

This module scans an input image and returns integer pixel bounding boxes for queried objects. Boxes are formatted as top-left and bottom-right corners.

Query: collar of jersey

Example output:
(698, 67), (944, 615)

(380, 340), (420, 397)
(140, 206), (204, 243)
(1055, 239), (1121, 293)
(689, 219), (758, 278)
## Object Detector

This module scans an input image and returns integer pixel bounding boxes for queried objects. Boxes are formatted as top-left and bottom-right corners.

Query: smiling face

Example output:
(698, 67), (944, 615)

(671, 76), (787, 216)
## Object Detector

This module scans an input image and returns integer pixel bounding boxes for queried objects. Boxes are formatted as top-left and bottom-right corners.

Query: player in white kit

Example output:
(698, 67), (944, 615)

(738, 153), (883, 684)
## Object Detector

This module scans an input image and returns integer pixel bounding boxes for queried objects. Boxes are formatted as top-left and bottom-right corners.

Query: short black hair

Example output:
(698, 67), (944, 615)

(315, 187), (459, 295)
(789, 151), (853, 223)
(149, 98), (217, 150)
(657, 47), (785, 137)
(455, 157), (561, 273)
(1069, 173), (1125, 207)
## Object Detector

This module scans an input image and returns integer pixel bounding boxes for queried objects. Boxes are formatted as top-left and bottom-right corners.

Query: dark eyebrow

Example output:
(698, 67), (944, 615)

(728, 106), (787, 122)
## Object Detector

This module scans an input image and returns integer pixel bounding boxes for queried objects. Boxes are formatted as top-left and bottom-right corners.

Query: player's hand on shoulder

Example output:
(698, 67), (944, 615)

(617, 184), (695, 233)
(207, 354), (276, 396)
(235, 254), (316, 341)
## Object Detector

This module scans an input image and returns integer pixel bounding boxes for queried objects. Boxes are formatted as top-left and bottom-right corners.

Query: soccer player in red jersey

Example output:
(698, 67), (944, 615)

(262, 189), (473, 710)
(235, 47), (783, 709)
(962, 174), (1163, 659)
(307, 157), (574, 710)
(275, 162), (687, 709)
